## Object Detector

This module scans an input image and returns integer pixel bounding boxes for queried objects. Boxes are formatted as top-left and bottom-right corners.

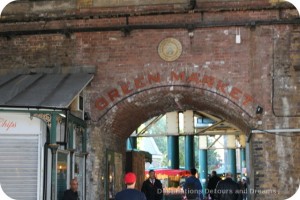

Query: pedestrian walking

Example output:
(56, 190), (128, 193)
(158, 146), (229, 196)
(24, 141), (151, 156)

(141, 170), (163, 200)
(206, 171), (221, 200)
(214, 172), (242, 200)
(115, 172), (147, 200)
(183, 168), (203, 200)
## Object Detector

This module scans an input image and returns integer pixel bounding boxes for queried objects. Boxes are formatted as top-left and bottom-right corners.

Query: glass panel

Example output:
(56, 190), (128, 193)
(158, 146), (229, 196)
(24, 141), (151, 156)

(56, 121), (65, 144)
(75, 127), (83, 152)
(106, 151), (123, 199)
(75, 155), (84, 199)
(57, 151), (69, 200)
(106, 151), (115, 200)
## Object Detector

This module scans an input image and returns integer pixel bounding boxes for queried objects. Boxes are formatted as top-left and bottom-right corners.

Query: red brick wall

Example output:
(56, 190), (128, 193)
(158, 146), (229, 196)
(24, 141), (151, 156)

(0, 2), (300, 200)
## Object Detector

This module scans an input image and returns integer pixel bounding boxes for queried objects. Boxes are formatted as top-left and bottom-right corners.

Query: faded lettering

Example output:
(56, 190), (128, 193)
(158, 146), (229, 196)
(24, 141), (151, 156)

(0, 118), (17, 131)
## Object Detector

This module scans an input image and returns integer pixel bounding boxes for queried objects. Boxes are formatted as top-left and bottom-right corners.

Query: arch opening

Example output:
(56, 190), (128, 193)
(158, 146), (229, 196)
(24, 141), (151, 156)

(125, 110), (250, 198)
(94, 85), (257, 200)
(98, 85), (256, 141)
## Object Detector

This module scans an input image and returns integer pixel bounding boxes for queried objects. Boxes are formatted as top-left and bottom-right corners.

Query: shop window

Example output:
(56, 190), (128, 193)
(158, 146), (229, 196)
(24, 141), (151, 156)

(74, 154), (85, 199)
(56, 117), (66, 150)
(75, 127), (83, 152)
(106, 150), (123, 200)
(57, 151), (70, 200)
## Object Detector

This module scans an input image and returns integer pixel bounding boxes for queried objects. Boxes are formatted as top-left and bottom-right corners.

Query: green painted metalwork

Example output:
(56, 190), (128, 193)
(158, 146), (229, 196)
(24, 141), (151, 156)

(50, 145), (59, 200)
(68, 122), (74, 149)
(167, 136), (179, 169)
(50, 113), (57, 144)
(0, 108), (65, 115)
(228, 149), (237, 181)
(68, 114), (87, 128)
(185, 135), (194, 170)
(240, 148), (246, 175)
(199, 149), (208, 196)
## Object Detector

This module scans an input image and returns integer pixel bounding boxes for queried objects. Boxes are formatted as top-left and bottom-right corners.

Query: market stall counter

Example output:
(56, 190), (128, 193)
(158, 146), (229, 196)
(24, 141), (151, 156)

(145, 169), (191, 200)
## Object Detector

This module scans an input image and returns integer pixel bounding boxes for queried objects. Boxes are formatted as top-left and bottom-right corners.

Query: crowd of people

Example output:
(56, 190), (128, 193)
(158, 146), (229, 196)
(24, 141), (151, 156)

(62, 169), (247, 200)
(209, 171), (248, 200)
(115, 169), (247, 200)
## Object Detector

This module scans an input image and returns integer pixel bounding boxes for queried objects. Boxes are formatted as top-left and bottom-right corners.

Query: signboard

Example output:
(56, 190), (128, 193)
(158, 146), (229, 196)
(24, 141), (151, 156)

(0, 112), (42, 134)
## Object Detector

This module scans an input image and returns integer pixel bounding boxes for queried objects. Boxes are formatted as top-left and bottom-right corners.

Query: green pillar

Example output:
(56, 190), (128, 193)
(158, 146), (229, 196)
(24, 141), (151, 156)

(168, 136), (179, 169)
(226, 135), (237, 181)
(68, 123), (74, 149)
(50, 146), (58, 200)
(68, 123), (74, 178)
(126, 137), (137, 150)
(199, 149), (207, 195)
(49, 113), (59, 200)
(185, 135), (194, 170)
(166, 112), (179, 169)
(228, 149), (237, 181)
(50, 113), (57, 144)
(199, 136), (208, 196)
(240, 148), (246, 175)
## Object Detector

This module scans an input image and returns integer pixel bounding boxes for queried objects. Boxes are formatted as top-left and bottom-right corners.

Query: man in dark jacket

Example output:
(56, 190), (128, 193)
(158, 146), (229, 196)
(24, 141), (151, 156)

(207, 171), (222, 200)
(215, 173), (242, 200)
(183, 168), (203, 200)
(141, 170), (163, 200)
(63, 178), (79, 200)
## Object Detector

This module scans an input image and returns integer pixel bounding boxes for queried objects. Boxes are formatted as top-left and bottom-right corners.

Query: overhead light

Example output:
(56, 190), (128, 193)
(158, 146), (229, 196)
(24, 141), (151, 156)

(59, 113), (66, 118)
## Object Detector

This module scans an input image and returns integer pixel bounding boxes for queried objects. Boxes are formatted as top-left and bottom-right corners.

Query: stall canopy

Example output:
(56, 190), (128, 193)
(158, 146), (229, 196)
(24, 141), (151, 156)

(145, 169), (191, 177)
(0, 73), (93, 108)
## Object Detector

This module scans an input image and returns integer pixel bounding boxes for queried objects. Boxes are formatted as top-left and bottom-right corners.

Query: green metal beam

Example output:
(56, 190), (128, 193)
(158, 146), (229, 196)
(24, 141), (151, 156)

(0, 108), (64, 115)
(185, 135), (194, 170)
(168, 136), (179, 169)
(195, 120), (226, 135)
(240, 148), (246, 175)
(50, 113), (57, 144)
(68, 122), (74, 149)
(199, 149), (208, 196)
(228, 149), (237, 181)
(68, 113), (87, 128)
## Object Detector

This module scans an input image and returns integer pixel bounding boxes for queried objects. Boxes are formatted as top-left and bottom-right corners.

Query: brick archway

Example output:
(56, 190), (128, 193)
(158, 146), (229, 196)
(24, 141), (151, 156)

(92, 84), (256, 141)
(87, 84), (257, 199)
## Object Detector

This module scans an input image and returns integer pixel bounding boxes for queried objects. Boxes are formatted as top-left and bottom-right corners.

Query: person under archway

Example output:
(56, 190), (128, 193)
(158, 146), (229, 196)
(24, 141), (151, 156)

(116, 172), (146, 200)
(141, 170), (163, 200)
(214, 172), (242, 200)
(183, 168), (204, 200)
(206, 171), (222, 200)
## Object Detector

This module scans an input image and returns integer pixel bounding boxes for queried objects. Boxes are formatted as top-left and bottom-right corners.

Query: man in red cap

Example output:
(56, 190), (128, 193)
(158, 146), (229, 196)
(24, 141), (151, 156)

(115, 172), (147, 200)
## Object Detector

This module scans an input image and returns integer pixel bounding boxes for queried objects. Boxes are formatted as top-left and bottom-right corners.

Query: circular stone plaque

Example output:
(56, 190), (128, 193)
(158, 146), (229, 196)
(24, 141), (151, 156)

(158, 38), (182, 62)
